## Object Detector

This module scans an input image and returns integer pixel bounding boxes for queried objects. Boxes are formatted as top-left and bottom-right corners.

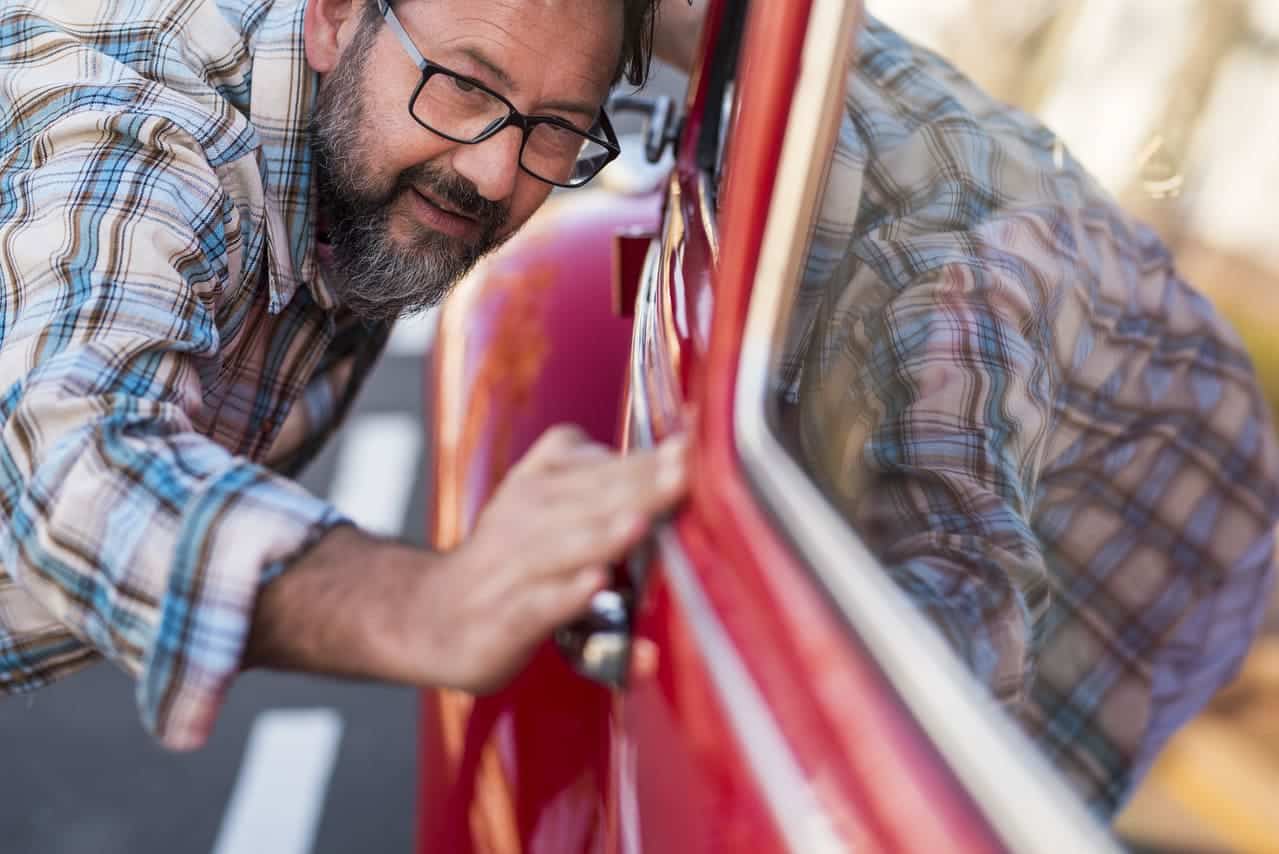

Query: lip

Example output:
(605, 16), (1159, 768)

(405, 187), (481, 241)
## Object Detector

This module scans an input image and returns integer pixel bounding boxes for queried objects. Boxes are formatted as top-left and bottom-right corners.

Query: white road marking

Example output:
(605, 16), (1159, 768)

(211, 709), (345, 854)
(327, 413), (422, 537)
(386, 307), (439, 356)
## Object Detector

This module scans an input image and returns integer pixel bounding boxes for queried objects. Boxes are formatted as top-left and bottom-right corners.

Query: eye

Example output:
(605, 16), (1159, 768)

(548, 117), (590, 135)
(547, 123), (580, 141)
(451, 76), (478, 94)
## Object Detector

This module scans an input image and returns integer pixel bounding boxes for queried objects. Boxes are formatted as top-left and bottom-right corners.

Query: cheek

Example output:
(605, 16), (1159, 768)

(502, 179), (555, 236)
(358, 69), (454, 182)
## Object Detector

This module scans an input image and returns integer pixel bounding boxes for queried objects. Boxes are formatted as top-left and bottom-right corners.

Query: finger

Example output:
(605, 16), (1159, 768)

(519, 459), (684, 577)
(516, 424), (593, 471)
(497, 435), (614, 508)
(541, 432), (688, 496)
(509, 509), (651, 585)
(479, 436), (688, 587)
(520, 566), (610, 633)
(551, 438), (614, 467)
(541, 434), (689, 520)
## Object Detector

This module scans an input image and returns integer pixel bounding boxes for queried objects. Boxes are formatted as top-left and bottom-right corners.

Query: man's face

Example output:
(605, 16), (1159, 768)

(307, 0), (623, 321)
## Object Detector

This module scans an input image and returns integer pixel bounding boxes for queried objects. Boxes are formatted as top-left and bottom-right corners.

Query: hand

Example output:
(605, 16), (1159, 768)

(653, 0), (710, 72)
(413, 425), (689, 694)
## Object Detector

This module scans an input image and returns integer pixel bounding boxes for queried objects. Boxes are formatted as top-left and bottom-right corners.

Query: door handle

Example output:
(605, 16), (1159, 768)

(557, 203), (668, 687)
(554, 586), (632, 686)
(554, 540), (654, 686)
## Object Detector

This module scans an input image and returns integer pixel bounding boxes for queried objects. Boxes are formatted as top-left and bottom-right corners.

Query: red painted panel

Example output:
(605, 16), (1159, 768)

(612, 564), (790, 854)
(418, 188), (663, 854)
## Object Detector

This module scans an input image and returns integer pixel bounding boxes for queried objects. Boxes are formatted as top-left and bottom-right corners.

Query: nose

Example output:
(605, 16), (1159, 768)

(449, 125), (523, 203)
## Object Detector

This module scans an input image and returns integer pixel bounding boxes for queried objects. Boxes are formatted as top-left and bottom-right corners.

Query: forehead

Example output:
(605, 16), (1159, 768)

(392, 0), (624, 98)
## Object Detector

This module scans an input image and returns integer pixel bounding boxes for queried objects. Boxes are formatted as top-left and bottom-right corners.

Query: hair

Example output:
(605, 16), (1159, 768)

(618, 0), (659, 87)
(366, 1), (659, 88)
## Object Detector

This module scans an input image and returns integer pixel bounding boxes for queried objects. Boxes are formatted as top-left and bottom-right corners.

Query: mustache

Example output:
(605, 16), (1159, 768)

(391, 163), (509, 235)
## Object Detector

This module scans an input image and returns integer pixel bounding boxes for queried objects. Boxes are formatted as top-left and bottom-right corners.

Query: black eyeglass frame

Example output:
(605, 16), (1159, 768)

(376, 0), (622, 189)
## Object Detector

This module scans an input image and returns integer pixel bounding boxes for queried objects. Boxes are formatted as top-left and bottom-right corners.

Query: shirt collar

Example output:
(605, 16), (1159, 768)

(248, 0), (336, 313)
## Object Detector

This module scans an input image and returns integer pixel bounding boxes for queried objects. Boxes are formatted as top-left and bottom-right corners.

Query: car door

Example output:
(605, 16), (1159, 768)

(418, 0), (1126, 850)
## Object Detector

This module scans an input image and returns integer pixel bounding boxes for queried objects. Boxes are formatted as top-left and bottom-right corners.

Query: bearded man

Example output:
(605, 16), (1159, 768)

(0, 0), (689, 749)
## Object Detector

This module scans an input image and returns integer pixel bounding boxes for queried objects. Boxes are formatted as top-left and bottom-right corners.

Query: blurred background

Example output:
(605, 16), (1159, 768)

(863, 0), (1279, 850)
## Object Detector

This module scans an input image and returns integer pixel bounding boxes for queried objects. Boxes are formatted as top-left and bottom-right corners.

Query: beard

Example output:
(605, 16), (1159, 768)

(307, 21), (510, 322)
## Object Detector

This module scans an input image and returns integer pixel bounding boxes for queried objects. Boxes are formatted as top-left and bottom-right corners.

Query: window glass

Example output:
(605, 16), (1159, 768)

(765, 1), (1279, 846)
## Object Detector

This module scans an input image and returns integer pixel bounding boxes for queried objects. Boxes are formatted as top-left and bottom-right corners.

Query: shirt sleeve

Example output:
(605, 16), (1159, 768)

(800, 261), (1055, 705)
(0, 110), (346, 749)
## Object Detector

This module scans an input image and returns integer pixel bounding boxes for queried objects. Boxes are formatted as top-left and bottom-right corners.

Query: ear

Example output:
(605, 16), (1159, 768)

(304, 0), (367, 74)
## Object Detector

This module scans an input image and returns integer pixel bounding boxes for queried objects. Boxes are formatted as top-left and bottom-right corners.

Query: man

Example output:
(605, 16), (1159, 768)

(775, 6), (1279, 818)
(0, 0), (688, 750)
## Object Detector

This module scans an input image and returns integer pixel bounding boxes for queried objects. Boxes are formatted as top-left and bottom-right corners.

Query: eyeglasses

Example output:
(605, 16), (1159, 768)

(377, 0), (621, 189)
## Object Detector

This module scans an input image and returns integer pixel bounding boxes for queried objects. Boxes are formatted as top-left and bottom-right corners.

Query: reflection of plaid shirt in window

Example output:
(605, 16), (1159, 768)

(787, 19), (1279, 816)
(0, 0), (388, 748)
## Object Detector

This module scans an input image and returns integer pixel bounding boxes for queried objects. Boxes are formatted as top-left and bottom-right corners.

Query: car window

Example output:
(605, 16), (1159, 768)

(859, 5), (1279, 849)
(739, 0), (1279, 850)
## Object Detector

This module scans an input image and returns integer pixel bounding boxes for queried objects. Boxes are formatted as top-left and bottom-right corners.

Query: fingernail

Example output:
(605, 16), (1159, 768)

(659, 457), (686, 492)
(614, 513), (645, 539)
(660, 433), (689, 461)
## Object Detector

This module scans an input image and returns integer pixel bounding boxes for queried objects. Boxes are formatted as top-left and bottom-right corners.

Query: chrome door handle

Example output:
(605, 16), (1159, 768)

(554, 540), (654, 686)
(554, 587), (632, 687)
(556, 207), (667, 686)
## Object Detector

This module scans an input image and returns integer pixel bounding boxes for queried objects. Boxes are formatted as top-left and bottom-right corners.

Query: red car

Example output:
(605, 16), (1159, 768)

(416, 1), (1122, 851)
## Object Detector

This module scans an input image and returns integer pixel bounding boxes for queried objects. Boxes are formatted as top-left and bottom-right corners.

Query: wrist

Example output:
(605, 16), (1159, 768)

(244, 524), (433, 684)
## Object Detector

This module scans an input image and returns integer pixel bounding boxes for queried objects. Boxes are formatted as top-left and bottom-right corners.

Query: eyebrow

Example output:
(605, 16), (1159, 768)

(458, 46), (515, 91)
(456, 46), (601, 123)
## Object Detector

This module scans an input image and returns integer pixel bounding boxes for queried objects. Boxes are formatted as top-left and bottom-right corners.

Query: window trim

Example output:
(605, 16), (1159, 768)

(625, 206), (845, 853)
(695, 0), (749, 175)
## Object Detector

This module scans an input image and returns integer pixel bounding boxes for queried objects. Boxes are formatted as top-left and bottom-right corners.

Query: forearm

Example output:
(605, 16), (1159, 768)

(243, 524), (433, 685)
(245, 427), (689, 697)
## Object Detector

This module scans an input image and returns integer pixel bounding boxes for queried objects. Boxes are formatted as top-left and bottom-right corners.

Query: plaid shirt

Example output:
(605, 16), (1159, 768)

(788, 19), (1279, 815)
(0, 0), (386, 748)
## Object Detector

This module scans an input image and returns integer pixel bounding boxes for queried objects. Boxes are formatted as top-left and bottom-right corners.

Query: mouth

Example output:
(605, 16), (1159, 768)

(405, 186), (482, 241)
